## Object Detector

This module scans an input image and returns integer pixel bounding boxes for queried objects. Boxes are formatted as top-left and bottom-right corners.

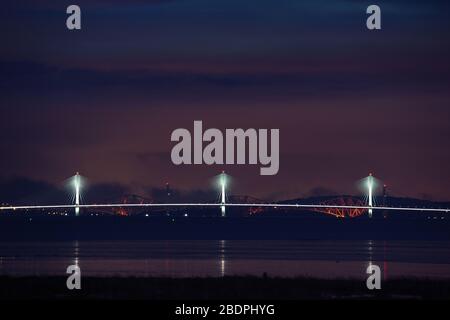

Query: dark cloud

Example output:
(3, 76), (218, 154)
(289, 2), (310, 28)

(0, 177), (64, 205)
(84, 183), (130, 203)
(2, 58), (449, 102)
(305, 186), (338, 198)
(0, 178), (132, 205)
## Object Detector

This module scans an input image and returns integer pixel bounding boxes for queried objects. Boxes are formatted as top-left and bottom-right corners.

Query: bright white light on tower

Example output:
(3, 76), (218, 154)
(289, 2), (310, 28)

(356, 173), (383, 218)
(71, 172), (83, 216)
(220, 171), (226, 217)
(74, 175), (80, 195)
(215, 171), (229, 217)
(367, 173), (374, 217)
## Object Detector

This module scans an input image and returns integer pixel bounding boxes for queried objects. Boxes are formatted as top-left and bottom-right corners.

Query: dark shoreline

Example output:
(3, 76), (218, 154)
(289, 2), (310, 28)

(1, 276), (449, 300)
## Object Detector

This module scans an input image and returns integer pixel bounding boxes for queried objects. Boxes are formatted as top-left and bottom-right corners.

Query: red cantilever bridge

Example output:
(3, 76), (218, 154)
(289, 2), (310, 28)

(50, 195), (370, 218)
(311, 197), (368, 218)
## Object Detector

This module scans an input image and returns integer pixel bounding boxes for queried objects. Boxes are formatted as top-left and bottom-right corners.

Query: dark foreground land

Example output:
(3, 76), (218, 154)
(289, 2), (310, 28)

(1, 276), (449, 300)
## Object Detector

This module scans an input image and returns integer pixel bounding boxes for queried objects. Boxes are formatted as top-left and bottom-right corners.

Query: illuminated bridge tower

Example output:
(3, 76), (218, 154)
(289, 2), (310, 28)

(220, 171), (226, 217)
(367, 173), (374, 218)
(74, 172), (81, 216)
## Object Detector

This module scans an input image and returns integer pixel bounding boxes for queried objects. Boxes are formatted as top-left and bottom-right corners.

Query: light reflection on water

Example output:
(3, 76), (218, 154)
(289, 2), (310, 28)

(0, 240), (449, 279)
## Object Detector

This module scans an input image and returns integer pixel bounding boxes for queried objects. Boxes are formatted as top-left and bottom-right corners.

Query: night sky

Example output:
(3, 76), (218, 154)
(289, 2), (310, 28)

(1, 0), (450, 202)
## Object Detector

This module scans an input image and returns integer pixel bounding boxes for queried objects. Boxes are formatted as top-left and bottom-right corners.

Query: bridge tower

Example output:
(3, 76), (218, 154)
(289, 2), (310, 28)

(367, 173), (374, 218)
(74, 172), (81, 216)
(220, 171), (226, 217)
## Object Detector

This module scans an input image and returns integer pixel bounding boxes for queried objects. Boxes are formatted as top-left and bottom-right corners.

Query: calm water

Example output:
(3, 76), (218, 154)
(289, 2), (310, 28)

(0, 240), (449, 279)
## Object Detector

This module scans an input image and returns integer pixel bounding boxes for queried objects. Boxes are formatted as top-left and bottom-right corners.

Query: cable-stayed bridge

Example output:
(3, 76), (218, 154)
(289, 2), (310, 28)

(0, 172), (449, 216)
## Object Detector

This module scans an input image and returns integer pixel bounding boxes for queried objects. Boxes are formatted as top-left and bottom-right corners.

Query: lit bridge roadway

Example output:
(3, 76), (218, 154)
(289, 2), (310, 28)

(0, 203), (449, 213)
